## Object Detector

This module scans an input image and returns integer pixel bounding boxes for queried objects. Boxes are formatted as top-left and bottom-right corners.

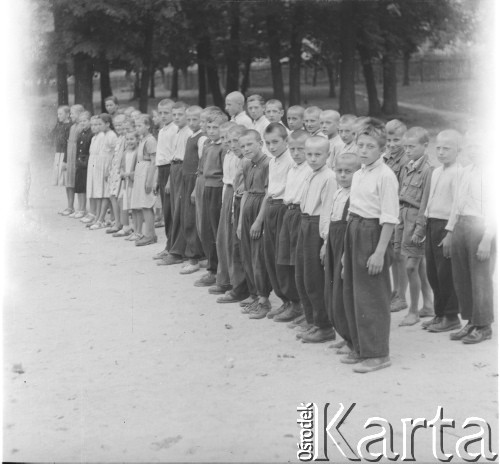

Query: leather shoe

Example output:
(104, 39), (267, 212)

(427, 316), (461, 333)
(208, 285), (231, 295)
(450, 322), (473, 340)
(267, 302), (288, 319)
(274, 303), (302, 322)
(462, 326), (492, 344)
(422, 316), (442, 329)
(248, 302), (272, 319)
(353, 356), (391, 373)
(301, 327), (335, 344)
(157, 254), (183, 265)
(153, 250), (169, 260)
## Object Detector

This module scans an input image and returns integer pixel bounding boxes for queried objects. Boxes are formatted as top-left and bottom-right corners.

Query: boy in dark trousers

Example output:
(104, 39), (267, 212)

(295, 136), (337, 343)
(237, 130), (273, 317)
(194, 109), (228, 287)
(342, 118), (399, 373)
(320, 152), (360, 352)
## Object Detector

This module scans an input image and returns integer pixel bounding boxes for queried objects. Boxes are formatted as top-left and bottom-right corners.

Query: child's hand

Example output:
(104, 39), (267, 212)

(476, 236), (492, 261)
(165, 183), (170, 195)
(439, 233), (452, 259)
(367, 251), (384, 275)
(145, 183), (153, 194)
(320, 242), (326, 266)
(61, 162), (67, 172)
(411, 233), (424, 245)
(250, 220), (262, 239)
(153, 184), (159, 196)
(191, 191), (196, 205)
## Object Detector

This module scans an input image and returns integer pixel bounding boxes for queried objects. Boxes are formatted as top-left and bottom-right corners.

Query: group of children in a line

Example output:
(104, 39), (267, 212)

(52, 91), (495, 373)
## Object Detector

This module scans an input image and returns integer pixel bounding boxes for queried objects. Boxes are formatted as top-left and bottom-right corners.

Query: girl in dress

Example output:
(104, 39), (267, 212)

(64, 104), (84, 217)
(113, 130), (138, 238)
(52, 106), (71, 212)
(89, 113), (118, 230)
(81, 116), (104, 224)
(130, 114), (157, 246)
(74, 111), (93, 218)
(106, 114), (127, 234)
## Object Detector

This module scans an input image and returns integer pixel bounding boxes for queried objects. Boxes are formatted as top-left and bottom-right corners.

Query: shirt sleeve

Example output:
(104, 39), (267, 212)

(379, 170), (400, 225)
(319, 175), (338, 239)
(445, 167), (466, 232)
(145, 136), (157, 155)
(414, 165), (433, 238)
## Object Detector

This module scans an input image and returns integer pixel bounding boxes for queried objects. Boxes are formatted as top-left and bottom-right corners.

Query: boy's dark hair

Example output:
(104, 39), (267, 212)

(105, 95), (118, 105)
(405, 126), (429, 145)
(356, 117), (386, 147)
(240, 129), (262, 143)
(287, 129), (309, 143)
(264, 122), (288, 140)
(247, 94), (266, 106)
(99, 113), (115, 131)
(172, 101), (189, 110)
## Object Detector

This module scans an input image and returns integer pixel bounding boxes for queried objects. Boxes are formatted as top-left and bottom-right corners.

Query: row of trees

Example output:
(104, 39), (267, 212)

(32, 0), (485, 115)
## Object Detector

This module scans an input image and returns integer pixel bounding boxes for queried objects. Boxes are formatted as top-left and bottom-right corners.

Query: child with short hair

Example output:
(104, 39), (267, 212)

(295, 136), (337, 342)
(210, 121), (239, 292)
(320, 152), (361, 351)
(106, 114), (127, 234)
(226, 91), (253, 128)
(216, 125), (250, 304)
(178, 105), (205, 274)
(73, 111), (93, 219)
(194, 109), (229, 287)
(81, 116), (104, 225)
(52, 106), (71, 200)
(237, 130), (273, 315)
(320, 109), (344, 168)
(420, 130), (462, 332)
(159, 101), (192, 264)
(303, 106), (327, 138)
(342, 118), (399, 373)
(104, 96), (119, 116)
(258, 123), (295, 320)
(153, 99), (176, 260)
(445, 131), (495, 344)
(338, 114), (357, 154)
(114, 130), (138, 237)
(286, 105), (305, 133)
(265, 99), (289, 133)
(395, 127), (434, 326)
(247, 94), (269, 137)
(64, 104), (85, 217)
(274, 130), (311, 323)
(130, 114), (157, 246)
(88, 114), (118, 230)
(384, 119), (410, 312)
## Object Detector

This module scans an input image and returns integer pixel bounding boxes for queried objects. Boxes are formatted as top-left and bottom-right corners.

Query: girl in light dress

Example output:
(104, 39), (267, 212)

(113, 130), (139, 238)
(81, 115), (104, 224)
(88, 113), (118, 230)
(106, 114), (127, 234)
(129, 114), (157, 246)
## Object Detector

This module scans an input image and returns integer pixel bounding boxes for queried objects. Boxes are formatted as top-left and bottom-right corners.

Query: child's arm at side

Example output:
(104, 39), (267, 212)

(145, 154), (156, 193)
(412, 166), (433, 244)
(237, 192), (248, 240)
(251, 191), (268, 239)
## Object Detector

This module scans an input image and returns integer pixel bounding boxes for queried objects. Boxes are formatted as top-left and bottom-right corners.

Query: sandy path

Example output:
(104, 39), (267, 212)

(3, 139), (498, 462)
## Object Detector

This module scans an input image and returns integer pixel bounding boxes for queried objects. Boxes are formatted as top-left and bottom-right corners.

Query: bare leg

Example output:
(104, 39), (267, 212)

(134, 210), (143, 235)
(93, 199), (102, 223)
(77, 193), (86, 213)
(395, 253), (408, 303)
(66, 187), (75, 210)
(120, 199), (129, 228)
(97, 198), (110, 223)
(418, 257), (434, 315)
(110, 196), (122, 228)
(400, 256), (421, 326)
(142, 208), (155, 238)
(88, 198), (97, 217)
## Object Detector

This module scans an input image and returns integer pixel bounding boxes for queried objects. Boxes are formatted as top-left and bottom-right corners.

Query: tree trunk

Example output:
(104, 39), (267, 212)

(56, 62), (68, 105)
(149, 68), (156, 98)
(196, 41), (207, 107)
(325, 60), (336, 98)
(52, 2), (68, 105)
(225, 1), (240, 94)
(339, 0), (357, 114)
(139, 20), (154, 113)
(240, 55), (251, 94)
(171, 66), (179, 99)
(266, 10), (285, 104)
(99, 56), (112, 112)
(382, 52), (398, 115)
(403, 50), (410, 86)
(133, 71), (141, 100)
(288, 1), (304, 105)
(73, 53), (94, 112)
(357, 42), (381, 116)
(204, 36), (224, 108)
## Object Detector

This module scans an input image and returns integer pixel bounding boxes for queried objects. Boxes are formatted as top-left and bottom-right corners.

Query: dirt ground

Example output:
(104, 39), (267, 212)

(2, 97), (498, 462)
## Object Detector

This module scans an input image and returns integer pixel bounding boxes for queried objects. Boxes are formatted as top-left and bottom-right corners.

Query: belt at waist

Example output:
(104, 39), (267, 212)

(400, 200), (418, 209)
(248, 191), (265, 196)
(287, 203), (300, 210)
(171, 159), (183, 165)
(267, 198), (284, 205)
(348, 212), (379, 223)
(301, 213), (319, 221)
